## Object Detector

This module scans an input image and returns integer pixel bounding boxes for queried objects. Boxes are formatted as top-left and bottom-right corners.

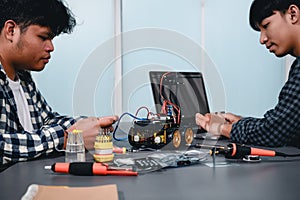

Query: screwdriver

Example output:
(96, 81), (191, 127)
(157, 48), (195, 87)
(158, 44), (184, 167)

(45, 162), (138, 176)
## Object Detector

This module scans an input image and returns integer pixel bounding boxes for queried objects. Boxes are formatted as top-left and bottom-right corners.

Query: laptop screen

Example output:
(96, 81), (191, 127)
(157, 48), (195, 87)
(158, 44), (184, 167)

(149, 71), (210, 129)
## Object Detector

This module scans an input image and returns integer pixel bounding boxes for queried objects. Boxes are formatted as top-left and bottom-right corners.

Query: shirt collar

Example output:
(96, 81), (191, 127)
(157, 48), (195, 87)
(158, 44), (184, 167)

(0, 64), (7, 82)
(0, 64), (32, 83)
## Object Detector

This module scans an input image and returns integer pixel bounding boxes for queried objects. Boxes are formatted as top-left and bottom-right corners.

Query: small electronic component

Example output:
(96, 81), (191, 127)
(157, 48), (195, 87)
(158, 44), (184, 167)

(128, 114), (194, 149)
(128, 115), (179, 149)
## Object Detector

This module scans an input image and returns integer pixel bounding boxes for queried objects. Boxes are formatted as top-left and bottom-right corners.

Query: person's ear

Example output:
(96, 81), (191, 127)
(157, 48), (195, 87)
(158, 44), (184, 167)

(288, 5), (300, 24)
(2, 20), (18, 43)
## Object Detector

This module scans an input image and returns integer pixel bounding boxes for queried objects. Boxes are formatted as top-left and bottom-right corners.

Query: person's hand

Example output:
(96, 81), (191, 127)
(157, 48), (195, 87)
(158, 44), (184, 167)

(195, 112), (226, 136)
(195, 112), (242, 138)
(66, 115), (118, 150)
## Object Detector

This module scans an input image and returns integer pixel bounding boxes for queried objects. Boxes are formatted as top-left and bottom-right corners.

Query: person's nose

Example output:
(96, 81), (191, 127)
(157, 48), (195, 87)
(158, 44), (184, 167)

(259, 31), (267, 45)
(45, 40), (54, 52)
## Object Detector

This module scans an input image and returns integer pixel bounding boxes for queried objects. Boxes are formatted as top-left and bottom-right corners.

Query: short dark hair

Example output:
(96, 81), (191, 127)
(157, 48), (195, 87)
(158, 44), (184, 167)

(0, 0), (76, 36)
(249, 0), (300, 31)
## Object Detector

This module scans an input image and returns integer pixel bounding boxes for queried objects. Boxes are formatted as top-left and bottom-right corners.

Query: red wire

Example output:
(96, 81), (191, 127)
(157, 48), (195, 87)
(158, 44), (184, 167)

(135, 106), (150, 118)
(159, 72), (181, 124)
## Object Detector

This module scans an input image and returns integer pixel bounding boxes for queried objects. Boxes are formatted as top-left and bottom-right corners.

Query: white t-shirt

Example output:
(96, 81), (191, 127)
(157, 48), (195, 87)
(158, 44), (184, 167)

(7, 78), (34, 132)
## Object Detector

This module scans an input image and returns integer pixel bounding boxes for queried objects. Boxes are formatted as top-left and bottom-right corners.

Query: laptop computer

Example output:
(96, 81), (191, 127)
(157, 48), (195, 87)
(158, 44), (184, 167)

(149, 71), (212, 139)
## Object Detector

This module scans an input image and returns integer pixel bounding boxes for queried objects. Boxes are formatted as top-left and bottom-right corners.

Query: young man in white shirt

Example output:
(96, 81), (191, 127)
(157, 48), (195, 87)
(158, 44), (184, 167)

(0, 0), (118, 165)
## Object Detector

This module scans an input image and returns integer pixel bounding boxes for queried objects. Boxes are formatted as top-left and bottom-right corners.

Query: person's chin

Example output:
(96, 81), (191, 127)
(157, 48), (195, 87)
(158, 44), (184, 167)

(29, 65), (46, 72)
(272, 50), (286, 58)
(274, 52), (286, 58)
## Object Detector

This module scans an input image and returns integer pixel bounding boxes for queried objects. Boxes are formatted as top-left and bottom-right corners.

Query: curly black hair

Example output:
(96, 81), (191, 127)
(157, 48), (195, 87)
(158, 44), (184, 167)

(249, 0), (300, 31)
(0, 0), (76, 36)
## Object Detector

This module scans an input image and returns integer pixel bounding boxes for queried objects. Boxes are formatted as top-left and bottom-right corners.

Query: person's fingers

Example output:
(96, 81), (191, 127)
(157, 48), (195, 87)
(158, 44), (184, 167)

(102, 126), (114, 133)
(196, 113), (210, 122)
(195, 113), (202, 125)
(223, 113), (242, 123)
(97, 115), (118, 128)
(195, 113), (210, 129)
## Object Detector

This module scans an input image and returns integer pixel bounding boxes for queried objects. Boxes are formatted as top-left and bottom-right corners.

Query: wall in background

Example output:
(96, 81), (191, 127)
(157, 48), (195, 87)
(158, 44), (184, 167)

(33, 0), (115, 116)
(33, 0), (287, 119)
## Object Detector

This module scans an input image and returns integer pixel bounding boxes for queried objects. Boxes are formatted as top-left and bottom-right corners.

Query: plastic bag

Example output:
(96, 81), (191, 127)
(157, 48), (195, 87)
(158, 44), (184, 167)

(113, 150), (208, 174)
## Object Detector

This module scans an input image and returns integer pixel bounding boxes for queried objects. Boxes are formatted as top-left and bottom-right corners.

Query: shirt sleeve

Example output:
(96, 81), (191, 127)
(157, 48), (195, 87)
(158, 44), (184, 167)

(0, 124), (65, 164)
(0, 71), (86, 165)
(230, 58), (300, 147)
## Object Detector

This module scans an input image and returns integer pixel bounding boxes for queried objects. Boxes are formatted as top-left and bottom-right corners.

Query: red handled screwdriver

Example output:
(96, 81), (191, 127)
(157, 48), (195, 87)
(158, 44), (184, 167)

(45, 162), (138, 176)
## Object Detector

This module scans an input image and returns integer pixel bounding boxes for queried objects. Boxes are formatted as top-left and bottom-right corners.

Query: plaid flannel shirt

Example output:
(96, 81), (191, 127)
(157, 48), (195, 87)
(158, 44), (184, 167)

(231, 57), (300, 147)
(0, 65), (83, 165)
